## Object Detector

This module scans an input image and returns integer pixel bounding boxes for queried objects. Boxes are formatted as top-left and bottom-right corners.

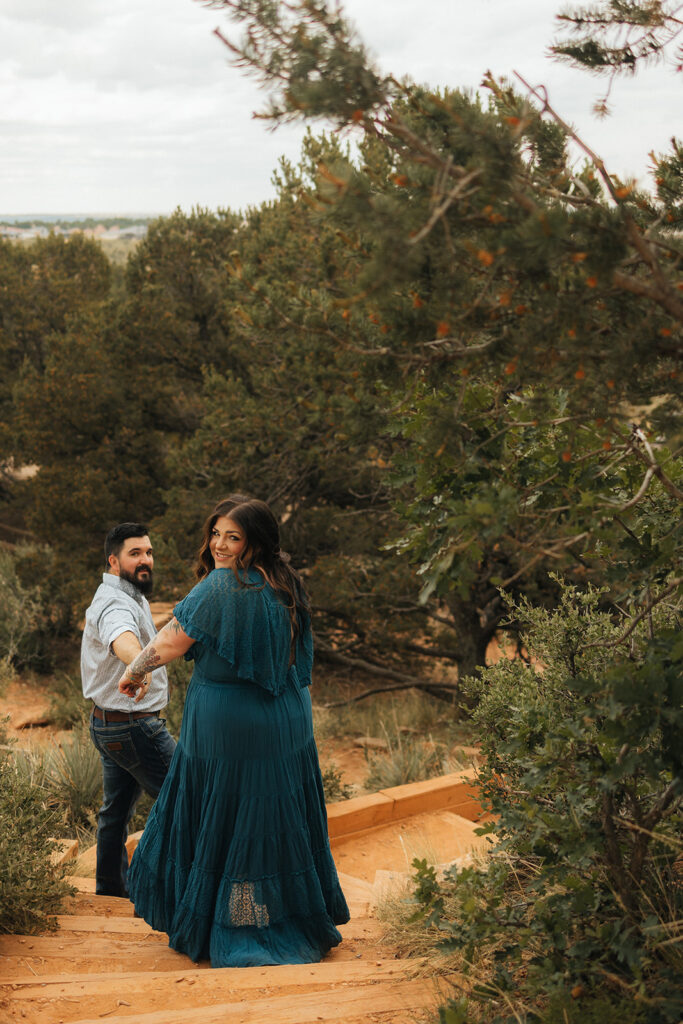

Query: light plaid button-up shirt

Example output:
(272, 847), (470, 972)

(80, 573), (169, 713)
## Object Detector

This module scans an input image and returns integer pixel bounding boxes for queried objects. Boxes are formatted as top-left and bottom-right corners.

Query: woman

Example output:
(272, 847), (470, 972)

(117, 496), (349, 967)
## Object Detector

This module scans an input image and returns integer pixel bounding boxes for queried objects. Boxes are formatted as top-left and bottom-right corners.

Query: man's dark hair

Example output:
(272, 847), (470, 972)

(104, 523), (149, 565)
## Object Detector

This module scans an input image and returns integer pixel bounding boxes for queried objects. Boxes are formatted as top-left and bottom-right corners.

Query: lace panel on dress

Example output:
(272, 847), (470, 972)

(228, 881), (270, 927)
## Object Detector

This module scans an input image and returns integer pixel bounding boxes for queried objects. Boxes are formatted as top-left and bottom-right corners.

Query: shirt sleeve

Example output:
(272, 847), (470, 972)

(96, 596), (140, 653)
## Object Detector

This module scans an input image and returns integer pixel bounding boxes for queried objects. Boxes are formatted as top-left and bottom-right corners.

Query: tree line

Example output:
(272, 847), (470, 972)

(0, 40), (679, 692)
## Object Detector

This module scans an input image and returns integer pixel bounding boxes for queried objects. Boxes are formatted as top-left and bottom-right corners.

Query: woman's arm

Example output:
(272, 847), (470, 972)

(117, 617), (194, 702)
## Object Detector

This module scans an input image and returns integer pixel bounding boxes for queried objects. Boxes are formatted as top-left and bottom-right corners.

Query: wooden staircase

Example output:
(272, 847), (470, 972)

(0, 773), (480, 1023)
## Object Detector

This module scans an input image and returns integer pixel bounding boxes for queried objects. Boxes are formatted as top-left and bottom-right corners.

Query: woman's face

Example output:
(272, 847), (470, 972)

(209, 515), (247, 568)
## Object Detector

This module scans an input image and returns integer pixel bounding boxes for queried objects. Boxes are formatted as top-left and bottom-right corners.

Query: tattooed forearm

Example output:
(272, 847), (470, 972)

(127, 646), (162, 680)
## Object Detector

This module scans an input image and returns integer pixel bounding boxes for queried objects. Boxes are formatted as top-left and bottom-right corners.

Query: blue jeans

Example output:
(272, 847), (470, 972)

(89, 711), (177, 897)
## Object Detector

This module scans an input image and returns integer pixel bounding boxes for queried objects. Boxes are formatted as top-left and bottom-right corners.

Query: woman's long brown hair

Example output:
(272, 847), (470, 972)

(195, 495), (310, 644)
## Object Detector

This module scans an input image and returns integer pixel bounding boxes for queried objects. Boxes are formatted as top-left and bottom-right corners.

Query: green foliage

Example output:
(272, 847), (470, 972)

(199, 4), (682, 688)
(48, 670), (88, 730)
(164, 658), (193, 739)
(14, 729), (102, 832)
(0, 747), (75, 935)
(0, 233), (110, 448)
(364, 721), (444, 790)
(320, 762), (354, 801)
(0, 544), (52, 675)
(551, 2), (683, 79)
(46, 731), (102, 831)
(213, 0), (390, 124)
(408, 580), (682, 1022)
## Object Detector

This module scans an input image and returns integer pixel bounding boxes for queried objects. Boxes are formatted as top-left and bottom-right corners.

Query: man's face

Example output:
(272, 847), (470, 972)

(109, 535), (154, 596)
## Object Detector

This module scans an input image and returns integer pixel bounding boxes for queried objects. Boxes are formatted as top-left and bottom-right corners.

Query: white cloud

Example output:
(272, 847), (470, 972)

(0, 0), (679, 215)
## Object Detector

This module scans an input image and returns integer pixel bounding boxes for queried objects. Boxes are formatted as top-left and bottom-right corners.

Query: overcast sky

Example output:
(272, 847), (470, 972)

(0, 0), (679, 217)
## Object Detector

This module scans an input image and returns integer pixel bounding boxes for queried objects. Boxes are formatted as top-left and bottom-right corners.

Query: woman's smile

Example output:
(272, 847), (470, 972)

(209, 516), (247, 567)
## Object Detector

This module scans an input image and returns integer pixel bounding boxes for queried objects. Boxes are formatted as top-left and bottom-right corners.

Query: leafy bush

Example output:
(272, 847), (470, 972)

(164, 658), (192, 739)
(321, 762), (354, 801)
(410, 580), (683, 1023)
(48, 669), (88, 729)
(0, 740), (75, 934)
(0, 545), (50, 680)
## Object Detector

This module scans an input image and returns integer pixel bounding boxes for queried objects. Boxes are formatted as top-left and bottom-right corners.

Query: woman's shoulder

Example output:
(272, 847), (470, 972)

(190, 567), (279, 601)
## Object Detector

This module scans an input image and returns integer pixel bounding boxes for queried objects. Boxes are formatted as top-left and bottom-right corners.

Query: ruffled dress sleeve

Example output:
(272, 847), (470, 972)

(173, 568), (313, 697)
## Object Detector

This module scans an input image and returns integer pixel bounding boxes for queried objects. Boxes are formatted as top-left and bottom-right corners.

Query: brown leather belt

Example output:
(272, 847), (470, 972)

(92, 706), (160, 722)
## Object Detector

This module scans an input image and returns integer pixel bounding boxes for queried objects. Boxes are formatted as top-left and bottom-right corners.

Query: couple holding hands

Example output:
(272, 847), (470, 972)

(81, 495), (348, 968)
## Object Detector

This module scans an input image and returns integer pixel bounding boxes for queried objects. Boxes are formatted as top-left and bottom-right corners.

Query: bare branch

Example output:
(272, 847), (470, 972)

(314, 637), (461, 700)
(583, 577), (683, 649)
(409, 169), (481, 245)
(322, 679), (460, 708)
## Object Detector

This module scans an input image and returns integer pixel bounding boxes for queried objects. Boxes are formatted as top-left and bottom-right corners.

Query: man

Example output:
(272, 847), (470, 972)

(81, 523), (176, 897)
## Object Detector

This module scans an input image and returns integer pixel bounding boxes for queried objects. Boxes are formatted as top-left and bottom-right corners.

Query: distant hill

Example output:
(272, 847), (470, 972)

(0, 214), (157, 228)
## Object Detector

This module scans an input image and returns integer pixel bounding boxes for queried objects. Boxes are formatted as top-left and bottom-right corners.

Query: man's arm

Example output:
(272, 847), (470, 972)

(111, 631), (145, 665)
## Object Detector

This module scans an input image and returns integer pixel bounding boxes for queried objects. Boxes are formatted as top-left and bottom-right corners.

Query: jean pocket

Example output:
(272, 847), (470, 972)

(91, 723), (141, 773)
(136, 716), (166, 740)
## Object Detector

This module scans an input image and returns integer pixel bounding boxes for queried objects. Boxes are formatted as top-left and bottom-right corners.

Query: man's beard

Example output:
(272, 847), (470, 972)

(120, 566), (154, 596)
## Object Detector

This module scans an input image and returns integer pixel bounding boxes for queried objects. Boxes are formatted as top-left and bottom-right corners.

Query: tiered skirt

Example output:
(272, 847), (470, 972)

(128, 674), (349, 966)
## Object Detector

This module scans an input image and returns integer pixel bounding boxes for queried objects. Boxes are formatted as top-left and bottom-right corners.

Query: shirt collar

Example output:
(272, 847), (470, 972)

(101, 572), (145, 606)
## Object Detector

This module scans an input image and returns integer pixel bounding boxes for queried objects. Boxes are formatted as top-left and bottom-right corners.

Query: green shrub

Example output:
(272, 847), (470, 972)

(364, 719), (444, 790)
(410, 580), (683, 1023)
(0, 545), (50, 679)
(0, 746), (74, 934)
(13, 729), (102, 832)
(321, 762), (354, 801)
(48, 669), (88, 729)
(164, 658), (192, 739)
(45, 729), (102, 830)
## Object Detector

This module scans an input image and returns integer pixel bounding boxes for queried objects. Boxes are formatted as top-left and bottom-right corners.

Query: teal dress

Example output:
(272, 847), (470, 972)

(127, 567), (349, 967)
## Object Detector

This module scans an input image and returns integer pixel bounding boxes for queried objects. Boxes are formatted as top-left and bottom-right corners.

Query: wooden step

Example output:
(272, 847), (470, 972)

(0, 918), (386, 981)
(64, 892), (135, 917)
(2, 958), (433, 1023)
(55, 914), (163, 935)
(327, 771), (481, 839)
(63, 974), (454, 1024)
(67, 872), (373, 916)
(49, 837), (79, 866)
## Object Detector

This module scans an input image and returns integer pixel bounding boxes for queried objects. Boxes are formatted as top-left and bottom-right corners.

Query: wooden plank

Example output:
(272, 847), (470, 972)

(71, 877), (96, 893)
(64, 892), (135, 917)
(3, 957), (426, 999)
(64, 876), (370, 917)
(65, 975), (451, 1024)
(336, 872), (375, 899)
(55, 915), (162, 935)
(380, 772), (481, 822)
(326, 772), (483, 839)
(326, 793), (394, 838)
(0, 917), (384, 977)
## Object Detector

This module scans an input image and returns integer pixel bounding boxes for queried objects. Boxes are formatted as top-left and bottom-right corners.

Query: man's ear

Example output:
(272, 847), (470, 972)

(108, 554), (119, 574)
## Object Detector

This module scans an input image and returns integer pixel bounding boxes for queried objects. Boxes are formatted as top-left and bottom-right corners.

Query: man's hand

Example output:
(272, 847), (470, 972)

(113, 631), (152, 702)
(118, 673), (151, 702)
